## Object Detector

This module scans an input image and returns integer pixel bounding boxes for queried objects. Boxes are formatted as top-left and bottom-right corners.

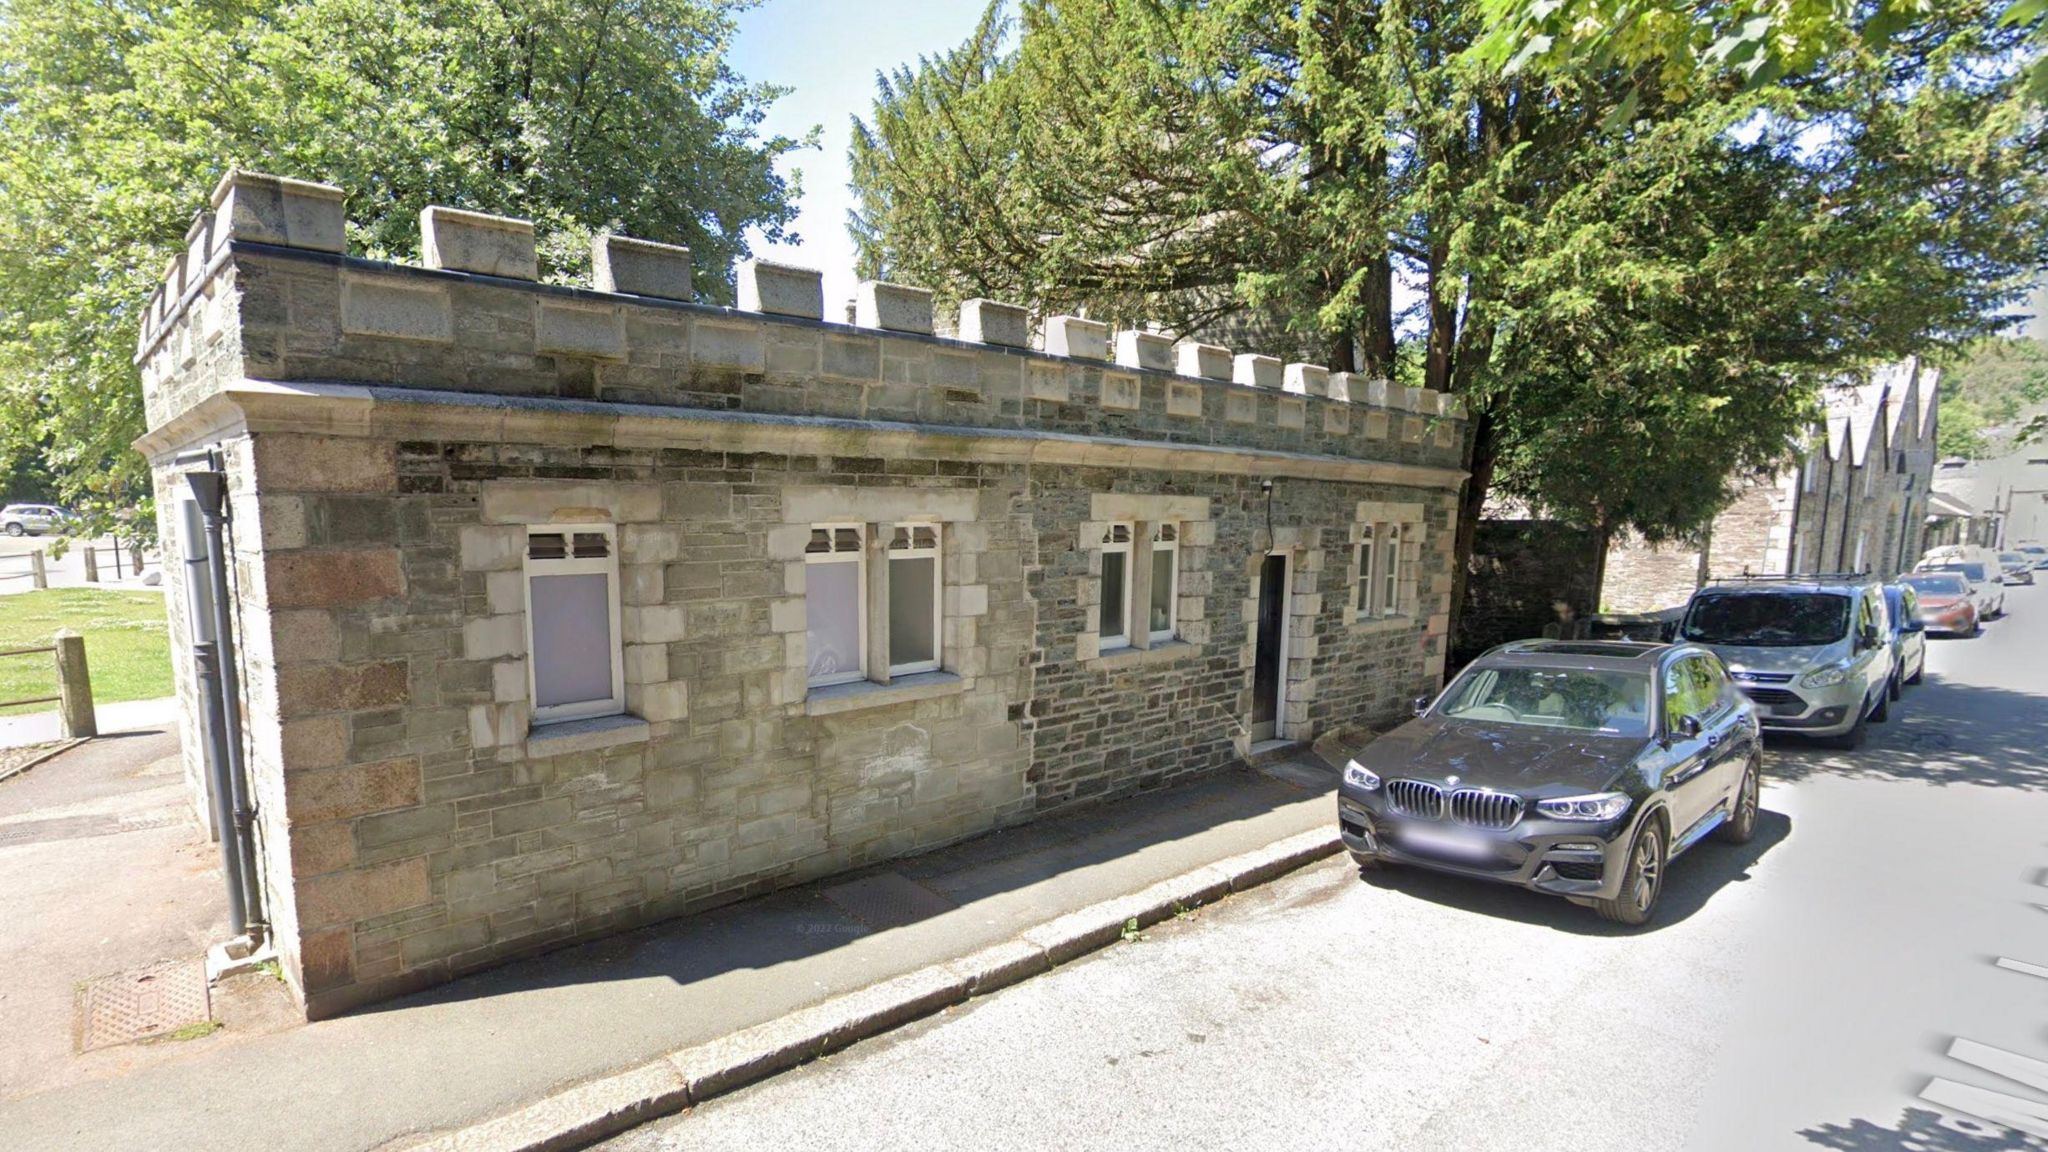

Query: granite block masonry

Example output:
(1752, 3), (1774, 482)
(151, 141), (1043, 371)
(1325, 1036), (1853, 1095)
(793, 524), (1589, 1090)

(135, 169), (1470, 1019)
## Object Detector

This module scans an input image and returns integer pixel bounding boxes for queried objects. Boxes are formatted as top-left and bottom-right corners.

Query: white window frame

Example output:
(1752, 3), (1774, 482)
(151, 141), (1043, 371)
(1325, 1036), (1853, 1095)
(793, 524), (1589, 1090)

(523, 523), (626, 725)
(1381, 522), (1403, 616)
(1356, 525), (1377, 615)
(804, 522), (868, 688)
(1100, 522), (1134, 651)
(1149, 523), (1179, 643)
(886, 523), (943, 676)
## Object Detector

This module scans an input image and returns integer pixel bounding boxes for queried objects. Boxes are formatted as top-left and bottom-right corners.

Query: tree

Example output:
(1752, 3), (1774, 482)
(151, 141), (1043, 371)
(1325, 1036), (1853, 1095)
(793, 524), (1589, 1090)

(1933, 336), (2048, 458)
(0, 0), (810, 534)
(850, 0), (2048, 622)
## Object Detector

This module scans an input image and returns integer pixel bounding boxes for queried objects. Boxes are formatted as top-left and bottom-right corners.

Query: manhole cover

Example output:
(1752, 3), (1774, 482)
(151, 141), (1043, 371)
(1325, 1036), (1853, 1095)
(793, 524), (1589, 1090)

(821, 871), (958, 930)
(77, 960), (211, 1052)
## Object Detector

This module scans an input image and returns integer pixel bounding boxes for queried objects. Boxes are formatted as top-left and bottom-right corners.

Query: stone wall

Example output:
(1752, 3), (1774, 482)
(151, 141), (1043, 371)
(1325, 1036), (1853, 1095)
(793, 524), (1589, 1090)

(1454, 521), (1603, 663)
(134, 171), (1469, 1017)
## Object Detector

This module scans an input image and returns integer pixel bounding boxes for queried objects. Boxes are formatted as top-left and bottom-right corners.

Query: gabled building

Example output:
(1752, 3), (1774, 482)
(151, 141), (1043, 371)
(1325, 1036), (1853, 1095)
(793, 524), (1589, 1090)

(1602, 359), (1941, 613)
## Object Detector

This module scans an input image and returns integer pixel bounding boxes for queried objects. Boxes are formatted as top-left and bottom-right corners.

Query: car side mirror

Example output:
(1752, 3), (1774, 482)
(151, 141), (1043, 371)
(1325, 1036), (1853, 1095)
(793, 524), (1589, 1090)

(1413, 695), (1431, 717)
(1902, 618), (1924, 634)
(1858, 626), (1881, 650)
(1672, 714), (1702, 741)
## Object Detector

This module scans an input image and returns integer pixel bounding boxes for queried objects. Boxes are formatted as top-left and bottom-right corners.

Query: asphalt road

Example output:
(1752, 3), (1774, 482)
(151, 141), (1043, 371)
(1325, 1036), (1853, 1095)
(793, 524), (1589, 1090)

(606, 583), (2048, 1152)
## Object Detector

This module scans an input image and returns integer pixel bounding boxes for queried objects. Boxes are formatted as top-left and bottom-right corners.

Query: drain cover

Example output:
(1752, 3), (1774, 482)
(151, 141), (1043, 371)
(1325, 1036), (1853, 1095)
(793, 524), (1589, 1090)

(77, 960), (211, 1052)
(821, 871), (958, 930)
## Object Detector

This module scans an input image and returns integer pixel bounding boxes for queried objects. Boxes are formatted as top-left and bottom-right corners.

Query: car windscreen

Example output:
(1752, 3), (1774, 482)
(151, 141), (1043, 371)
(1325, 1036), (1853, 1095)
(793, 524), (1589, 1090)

(1681, 592), (1849, 647)
(1434, 666), (1651, 736)
(1901, 574), (1967, 596)
(1924, 563), (1987, 583)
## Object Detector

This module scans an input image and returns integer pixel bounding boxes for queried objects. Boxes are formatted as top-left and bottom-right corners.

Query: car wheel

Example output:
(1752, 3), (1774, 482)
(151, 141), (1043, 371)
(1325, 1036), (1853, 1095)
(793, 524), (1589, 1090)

(1887, 669), (1901, 702)
(2, 523), (21, 537)
(1596, 818), (1665, 926)
(1716, 755), (1761, 845)
(1827, 700), (1869, 750)
(1906, 652), (1924, 686)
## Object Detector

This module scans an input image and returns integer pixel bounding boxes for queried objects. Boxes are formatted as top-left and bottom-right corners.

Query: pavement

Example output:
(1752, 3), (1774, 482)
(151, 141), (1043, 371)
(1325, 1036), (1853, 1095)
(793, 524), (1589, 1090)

(0, 696), (182, 751)
(0, 726), (267, 1101)
(601, 583), (2048, 1152)
(0, 748), (1341, 1151)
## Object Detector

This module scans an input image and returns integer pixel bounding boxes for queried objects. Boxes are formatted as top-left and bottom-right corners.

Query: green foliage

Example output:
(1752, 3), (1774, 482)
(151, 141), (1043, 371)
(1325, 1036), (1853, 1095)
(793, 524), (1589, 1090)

(0, 588), (171, 716)
(1475, 0), (2048, 103)
(1932, 337), (2048, 458)
(850, 0), (2048, 548)
(0, 0), (809, 528)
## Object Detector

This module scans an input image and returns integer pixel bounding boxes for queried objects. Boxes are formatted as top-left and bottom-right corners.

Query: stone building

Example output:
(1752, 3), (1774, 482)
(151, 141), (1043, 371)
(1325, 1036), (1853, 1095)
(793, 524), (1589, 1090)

(1602, 359), (1940, 613)
(133, 171), (1469, 1017)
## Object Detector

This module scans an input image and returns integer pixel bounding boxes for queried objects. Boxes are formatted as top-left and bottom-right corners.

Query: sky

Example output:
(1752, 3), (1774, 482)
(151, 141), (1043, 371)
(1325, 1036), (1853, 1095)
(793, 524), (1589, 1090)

(727, 0), (991, 315)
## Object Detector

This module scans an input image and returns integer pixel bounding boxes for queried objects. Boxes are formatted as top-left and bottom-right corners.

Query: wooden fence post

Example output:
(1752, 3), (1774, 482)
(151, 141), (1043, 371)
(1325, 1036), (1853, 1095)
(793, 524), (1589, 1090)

(130, 540), (144, 577)
(83, 547), (98, 583)
(53, 630), (96, 738)
(29, 549), (46, 590)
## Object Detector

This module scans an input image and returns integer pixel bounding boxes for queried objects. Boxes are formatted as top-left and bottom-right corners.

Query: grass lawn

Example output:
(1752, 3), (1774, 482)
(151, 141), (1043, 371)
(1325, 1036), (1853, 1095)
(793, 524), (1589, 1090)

(0, 589), (173, 717)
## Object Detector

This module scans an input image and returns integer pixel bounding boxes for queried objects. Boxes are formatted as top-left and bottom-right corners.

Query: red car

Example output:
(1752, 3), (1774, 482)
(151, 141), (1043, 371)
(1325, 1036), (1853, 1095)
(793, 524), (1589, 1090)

(1899, 571), (1979, 637)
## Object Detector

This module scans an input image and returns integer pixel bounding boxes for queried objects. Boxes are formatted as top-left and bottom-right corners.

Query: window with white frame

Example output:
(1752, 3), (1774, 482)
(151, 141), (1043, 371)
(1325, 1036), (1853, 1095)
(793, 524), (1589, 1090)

(804, 524), (866, 686)
(1356, 524), (1377, 614)
(1381, 523), (1403, 615)
(1149, 523), (1178, 642)
(1099, 523), (1133, 650)
(887, 524), (942, 675)
(524, 525), (625, 724)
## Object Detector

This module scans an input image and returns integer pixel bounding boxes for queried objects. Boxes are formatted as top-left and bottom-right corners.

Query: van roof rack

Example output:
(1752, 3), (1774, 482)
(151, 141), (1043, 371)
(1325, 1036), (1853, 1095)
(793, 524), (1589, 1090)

(1705, 571), (1870, 584)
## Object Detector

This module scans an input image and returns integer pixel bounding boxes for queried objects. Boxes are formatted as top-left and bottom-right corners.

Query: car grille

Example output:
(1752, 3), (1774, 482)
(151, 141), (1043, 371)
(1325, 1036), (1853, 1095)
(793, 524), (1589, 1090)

(1385, 779), (1444, 820)
(1739, 687), (1802, 707)
(1386, 780), (1524, 830)
(1550, 859), (1604, 882)
(1732, 671), (1793, 685)
(1449, 789), (1524, 831)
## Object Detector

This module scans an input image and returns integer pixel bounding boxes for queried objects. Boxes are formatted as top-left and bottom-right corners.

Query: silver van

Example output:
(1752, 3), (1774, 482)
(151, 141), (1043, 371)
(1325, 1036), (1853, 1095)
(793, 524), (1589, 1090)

(1677, 575), (1896, 750)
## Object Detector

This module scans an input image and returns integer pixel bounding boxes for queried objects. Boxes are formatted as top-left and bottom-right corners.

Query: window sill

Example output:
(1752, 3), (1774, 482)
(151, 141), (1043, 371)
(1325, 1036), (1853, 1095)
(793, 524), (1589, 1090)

(525, 712), (651, 758)
(1348, 612), (1417, 633)
(1091, 639), (1199, 670)
(804, 671), (965, 716)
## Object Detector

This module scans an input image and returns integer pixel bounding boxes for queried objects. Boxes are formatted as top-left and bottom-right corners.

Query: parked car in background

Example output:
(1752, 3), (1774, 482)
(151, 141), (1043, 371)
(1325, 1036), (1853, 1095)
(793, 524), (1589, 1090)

(1916, 561), (2006, 620)
(0, 503), (73, 537)
(2014, 542), (2048, 570)
(1921, 544), (2003, 573)
(1898, 571), (1980, 637)
(1881, 583), (1928, 690)
(1679, 574), (1895, 750)
(1337, 640), (1761, 926)
(1999, 552), (2037, 586)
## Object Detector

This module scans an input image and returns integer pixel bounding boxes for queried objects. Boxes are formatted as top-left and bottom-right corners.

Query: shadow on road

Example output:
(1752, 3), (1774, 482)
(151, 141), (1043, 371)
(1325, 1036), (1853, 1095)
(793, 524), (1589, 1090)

(1354, 809), (1790, 936)
(1800, 1106), (2044, 1151)
(1765, 676), (2048, 793)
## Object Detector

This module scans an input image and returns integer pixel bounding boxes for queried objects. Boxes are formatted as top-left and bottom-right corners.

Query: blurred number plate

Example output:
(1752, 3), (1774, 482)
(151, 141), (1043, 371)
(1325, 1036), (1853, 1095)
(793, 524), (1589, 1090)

(1400, 824), (1492, 860)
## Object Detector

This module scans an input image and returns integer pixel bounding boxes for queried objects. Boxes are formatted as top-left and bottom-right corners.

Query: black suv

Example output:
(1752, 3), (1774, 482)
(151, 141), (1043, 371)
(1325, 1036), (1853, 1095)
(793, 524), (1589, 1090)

(1337, 640), (1762, 925)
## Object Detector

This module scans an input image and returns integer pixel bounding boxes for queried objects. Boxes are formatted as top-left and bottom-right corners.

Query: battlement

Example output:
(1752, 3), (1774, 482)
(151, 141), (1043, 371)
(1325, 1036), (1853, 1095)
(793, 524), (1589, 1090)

(136, 170), (1466, 468)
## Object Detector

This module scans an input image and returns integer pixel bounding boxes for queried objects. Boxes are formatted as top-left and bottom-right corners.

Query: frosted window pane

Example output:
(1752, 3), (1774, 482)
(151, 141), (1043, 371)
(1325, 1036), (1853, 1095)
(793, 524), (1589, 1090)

(1100, 552), (1126, 638)
(1150, 549), (1174, 634)
(807, 563), (862, 682)
(890, 556), (937, 668)
(530, 573), (614, 708)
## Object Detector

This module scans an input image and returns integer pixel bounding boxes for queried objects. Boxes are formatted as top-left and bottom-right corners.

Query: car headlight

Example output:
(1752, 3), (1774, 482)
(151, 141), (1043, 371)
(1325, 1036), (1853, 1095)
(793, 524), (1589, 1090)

(1801, 663), (1849, 688)
(1535, 793), (1631, 821)
(1342, 760), (1381, 791)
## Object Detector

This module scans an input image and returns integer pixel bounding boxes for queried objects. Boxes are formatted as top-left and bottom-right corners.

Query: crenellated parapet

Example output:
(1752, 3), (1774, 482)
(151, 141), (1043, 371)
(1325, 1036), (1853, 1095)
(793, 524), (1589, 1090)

(136, 170), (1467, 465)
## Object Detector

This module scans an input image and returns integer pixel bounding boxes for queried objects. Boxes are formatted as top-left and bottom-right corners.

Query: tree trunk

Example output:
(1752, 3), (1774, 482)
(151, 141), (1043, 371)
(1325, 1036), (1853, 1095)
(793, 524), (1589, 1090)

(1358, 250), (1396, 379)
(1447, 408), (1498, 669)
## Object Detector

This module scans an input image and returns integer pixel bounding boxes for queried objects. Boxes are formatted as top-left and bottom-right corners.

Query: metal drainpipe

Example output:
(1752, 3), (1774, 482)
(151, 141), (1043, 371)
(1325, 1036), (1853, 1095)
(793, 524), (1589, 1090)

(180, 496), (249, 936)
(184, 463), (267, 942)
